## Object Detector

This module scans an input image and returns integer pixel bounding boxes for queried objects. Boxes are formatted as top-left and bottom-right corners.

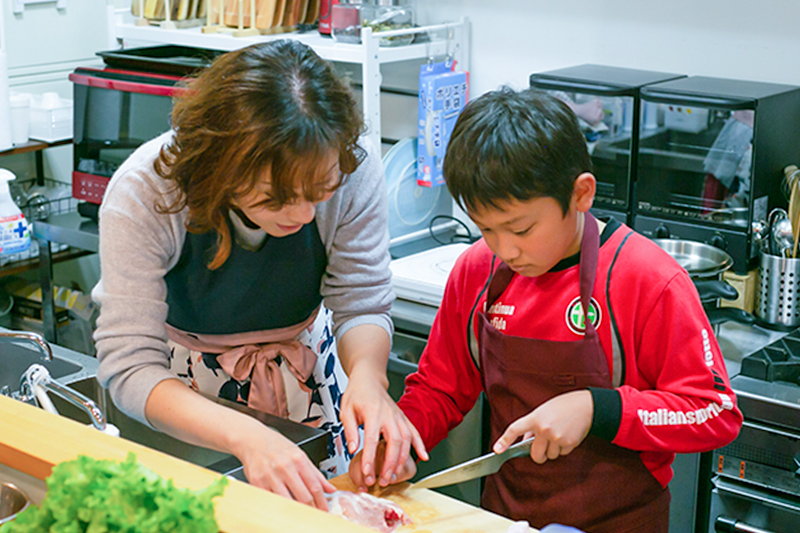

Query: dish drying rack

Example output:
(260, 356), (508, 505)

(0, 178), (79, 269)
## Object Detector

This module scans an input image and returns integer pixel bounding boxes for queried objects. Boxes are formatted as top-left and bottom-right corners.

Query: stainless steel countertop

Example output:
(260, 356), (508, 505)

(716, 321), (789, 377)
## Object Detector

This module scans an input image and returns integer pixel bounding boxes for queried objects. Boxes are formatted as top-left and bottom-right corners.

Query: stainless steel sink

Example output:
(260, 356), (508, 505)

(0, 327), (98, 395)
(49, 378), (328, 481)
(0, 327), (328, 482)
(0, 346), (80, 391)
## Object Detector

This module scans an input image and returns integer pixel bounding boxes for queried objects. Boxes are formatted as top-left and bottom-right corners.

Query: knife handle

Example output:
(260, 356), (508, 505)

(505, 437), (534, 459)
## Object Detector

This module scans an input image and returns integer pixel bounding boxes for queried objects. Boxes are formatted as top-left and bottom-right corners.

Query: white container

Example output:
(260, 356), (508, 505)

(29, 93), (73, 142)
(9, 93), (31, 145)
(0, 168), (31, 256)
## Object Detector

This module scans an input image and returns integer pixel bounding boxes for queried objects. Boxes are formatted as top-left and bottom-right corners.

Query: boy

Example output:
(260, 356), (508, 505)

(350, 88), (742, 533)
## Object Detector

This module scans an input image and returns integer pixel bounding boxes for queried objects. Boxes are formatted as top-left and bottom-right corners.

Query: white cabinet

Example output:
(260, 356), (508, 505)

(110, 10), (470, 150)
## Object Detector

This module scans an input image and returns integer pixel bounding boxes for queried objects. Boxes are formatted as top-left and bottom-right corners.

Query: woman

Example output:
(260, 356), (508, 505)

(92, 40), (425, 511)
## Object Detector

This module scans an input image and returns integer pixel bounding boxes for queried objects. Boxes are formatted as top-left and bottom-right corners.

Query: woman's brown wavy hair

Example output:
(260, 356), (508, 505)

(154, 40), (366, 269)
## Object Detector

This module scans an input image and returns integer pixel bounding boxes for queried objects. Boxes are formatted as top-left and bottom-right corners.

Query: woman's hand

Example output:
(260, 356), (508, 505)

(337, 325), (429, 490)
(145, 380), (334, 511)
(348, 441), (417, 490)
(340, 365), (428, 489)
(234, 424), (336, 511)
(492, 390), (594, 464)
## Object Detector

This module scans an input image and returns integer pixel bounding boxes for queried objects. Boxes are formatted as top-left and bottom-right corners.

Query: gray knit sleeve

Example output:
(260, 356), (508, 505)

(91, 136), (185, 427)
(317, 137), (395, 340)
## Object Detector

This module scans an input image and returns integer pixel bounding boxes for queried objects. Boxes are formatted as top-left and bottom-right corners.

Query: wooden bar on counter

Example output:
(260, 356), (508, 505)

(0, 395), (371, 533)
(0, 394), (535, 532)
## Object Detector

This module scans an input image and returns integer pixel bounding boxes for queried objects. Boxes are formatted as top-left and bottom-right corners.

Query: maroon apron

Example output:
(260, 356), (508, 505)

(478, 212), (670, 533)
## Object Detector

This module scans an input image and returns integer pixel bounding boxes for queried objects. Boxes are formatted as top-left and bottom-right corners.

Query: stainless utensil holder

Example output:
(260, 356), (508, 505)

(755, 252), (800, 329)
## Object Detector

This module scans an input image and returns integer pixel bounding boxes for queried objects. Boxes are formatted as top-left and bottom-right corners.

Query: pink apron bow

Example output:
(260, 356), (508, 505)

(216, 340), (317, 417)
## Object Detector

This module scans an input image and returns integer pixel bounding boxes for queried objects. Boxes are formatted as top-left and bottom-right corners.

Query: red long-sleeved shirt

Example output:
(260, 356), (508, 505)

(397, 221), (743, 488)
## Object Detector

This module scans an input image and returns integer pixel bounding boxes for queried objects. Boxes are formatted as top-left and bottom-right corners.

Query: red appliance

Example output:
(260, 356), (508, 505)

(318, 0), (340, 35)
(69, 66), (185, 204)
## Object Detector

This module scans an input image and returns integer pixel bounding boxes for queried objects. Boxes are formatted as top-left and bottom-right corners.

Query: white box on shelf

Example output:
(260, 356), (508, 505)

(29, 94), (73, 142)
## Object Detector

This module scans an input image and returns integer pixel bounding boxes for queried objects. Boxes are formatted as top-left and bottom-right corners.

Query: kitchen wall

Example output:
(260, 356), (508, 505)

(0, 0), (112, 305)
(418, 0), (800, 97)
(1, 0), (112, 184)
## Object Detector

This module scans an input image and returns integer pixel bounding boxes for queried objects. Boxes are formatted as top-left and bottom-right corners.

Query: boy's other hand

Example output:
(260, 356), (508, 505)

(348, 441), (418, 491)
(493, 390), (594, 464)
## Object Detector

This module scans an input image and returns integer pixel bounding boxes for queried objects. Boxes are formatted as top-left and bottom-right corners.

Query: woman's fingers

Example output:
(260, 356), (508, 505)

(359, 418), (382, 487)
(378, 423), (408, 486)
(338, 404), (361, 456)
(348, 451), (368, 490)
(296, 467), (335, 511)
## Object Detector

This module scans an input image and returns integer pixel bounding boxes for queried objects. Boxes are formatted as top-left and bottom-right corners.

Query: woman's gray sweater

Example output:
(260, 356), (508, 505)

(92, 131), (394, 425)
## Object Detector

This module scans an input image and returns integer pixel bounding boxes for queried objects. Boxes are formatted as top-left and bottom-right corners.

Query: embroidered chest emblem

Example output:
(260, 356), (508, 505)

(565, 296), (602, 335)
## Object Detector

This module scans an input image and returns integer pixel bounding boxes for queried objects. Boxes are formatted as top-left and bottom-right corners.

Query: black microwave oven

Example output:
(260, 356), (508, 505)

(529, 64), (685, 225)
(634, 76), (800, 273)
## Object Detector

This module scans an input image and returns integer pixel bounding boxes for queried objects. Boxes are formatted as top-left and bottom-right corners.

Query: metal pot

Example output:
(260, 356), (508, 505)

(651, 239), (733, 280)
(651, 239), (755, 333)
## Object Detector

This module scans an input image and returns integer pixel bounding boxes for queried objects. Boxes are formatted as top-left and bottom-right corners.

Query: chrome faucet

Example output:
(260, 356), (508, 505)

(19, 364), (108, 432)
(0, 331), (53, 361)
(0, 330), (106, 432)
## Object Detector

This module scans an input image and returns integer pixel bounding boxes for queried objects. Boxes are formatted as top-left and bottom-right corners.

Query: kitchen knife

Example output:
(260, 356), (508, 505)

(413, 437), (534, 490)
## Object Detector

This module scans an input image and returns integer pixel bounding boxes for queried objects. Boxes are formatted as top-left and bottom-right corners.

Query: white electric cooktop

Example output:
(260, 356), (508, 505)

(390, 243), (470, 308)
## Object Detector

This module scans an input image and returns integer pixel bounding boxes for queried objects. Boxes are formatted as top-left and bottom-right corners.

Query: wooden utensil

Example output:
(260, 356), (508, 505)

(255, 0), (278, 29)
(785, 165), (800, 257)
(144, 0), (159, 18)
(177, 0), (190, 20)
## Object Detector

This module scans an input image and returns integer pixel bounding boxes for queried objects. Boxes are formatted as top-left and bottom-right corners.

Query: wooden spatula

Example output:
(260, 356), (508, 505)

(785, 165), (800, 257)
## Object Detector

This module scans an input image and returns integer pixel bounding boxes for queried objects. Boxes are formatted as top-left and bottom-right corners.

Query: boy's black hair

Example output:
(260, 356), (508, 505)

(443, 86), (593, 216)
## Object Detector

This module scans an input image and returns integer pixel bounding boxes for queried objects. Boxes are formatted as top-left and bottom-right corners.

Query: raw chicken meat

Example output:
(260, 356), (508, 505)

(327, 491), (412, 532)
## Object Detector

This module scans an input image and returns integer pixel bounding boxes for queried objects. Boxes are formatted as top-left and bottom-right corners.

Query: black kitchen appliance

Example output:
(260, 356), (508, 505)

(529, 64), (685, 224)
(635, 76), (800, 274)
(70, 46), (221, 205)
(709, 329), (800, 533)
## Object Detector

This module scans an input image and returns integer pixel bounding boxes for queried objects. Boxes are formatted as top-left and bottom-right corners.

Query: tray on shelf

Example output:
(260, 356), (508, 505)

(96, 45), (224, 75)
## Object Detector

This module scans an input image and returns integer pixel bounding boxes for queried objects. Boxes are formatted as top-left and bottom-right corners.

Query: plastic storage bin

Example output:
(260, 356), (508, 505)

(369, 0), (414, 47)
(331, 0), (372, 43)
(29, 93), (73, 142)
(332, 0), (414, 46)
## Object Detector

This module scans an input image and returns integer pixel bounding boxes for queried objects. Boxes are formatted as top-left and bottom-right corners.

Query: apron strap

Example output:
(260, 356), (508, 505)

(579, 211), (600, 337)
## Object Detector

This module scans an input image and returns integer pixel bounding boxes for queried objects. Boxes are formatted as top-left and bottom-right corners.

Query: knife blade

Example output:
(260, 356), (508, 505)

(413, 436), (534, 490)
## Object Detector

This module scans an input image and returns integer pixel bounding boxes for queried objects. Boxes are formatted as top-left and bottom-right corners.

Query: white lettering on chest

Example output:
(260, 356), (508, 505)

(487, 300), (513, 331)
(490, 316), (507, 331)
(487, 301), (516, 316)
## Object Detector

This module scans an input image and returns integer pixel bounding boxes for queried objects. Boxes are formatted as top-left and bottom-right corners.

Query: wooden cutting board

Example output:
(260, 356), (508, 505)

(223, 0), (278, 29)
(330, 475), (539, 533)
(304, 0), (318, 24)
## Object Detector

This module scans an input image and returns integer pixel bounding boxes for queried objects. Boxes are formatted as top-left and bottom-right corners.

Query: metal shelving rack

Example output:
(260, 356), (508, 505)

(111, 10), (471, 150)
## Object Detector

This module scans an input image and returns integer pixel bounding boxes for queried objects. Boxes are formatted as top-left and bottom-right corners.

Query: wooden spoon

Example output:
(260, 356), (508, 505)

(785, 165), (800, 258)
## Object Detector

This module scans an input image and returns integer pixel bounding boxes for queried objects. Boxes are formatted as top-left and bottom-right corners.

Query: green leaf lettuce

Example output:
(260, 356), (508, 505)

(1, 453), (227, 533)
